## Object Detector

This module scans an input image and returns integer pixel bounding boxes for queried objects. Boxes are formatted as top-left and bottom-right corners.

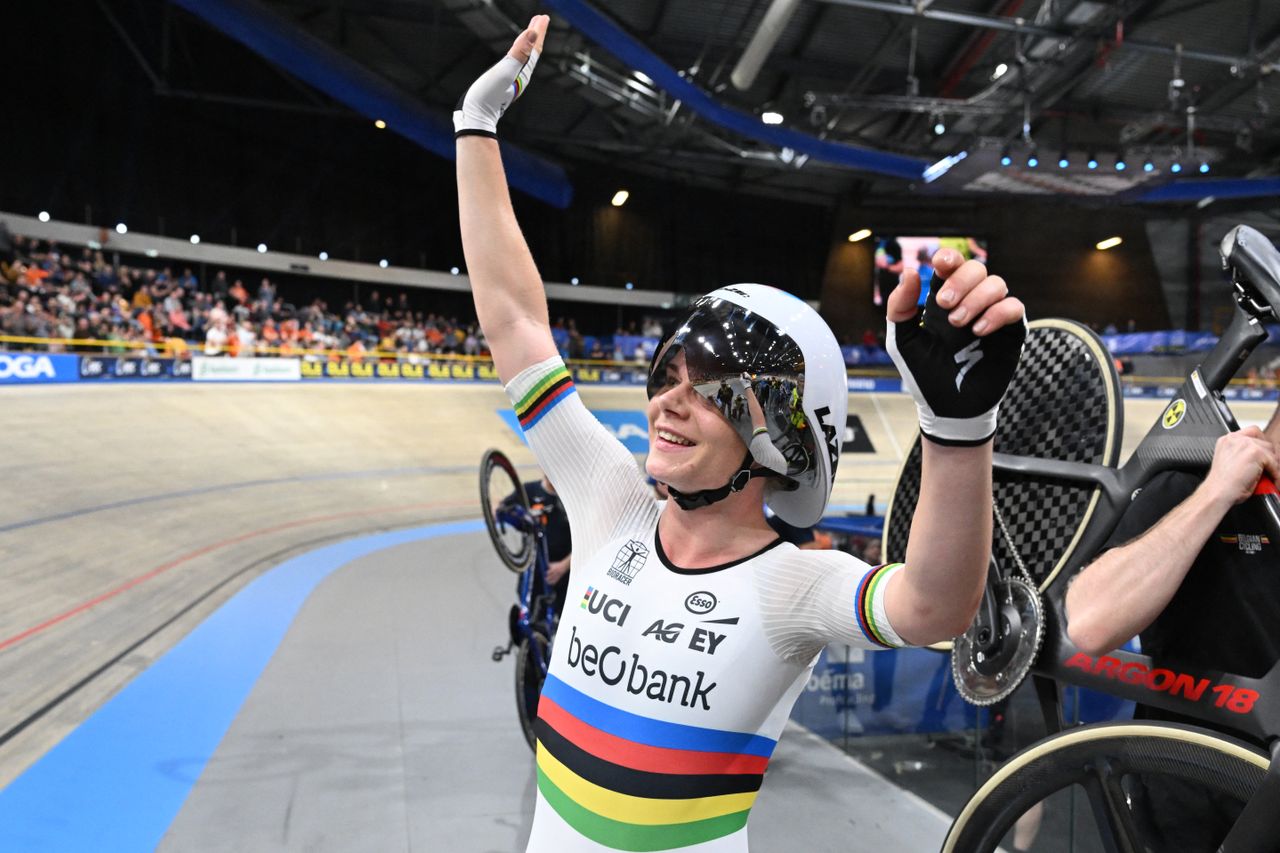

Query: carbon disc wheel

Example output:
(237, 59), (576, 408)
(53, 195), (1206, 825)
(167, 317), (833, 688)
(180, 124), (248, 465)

(479, 448), (535, 573)
(515, 629), (551, 752)
(951, 576), (1044, 706)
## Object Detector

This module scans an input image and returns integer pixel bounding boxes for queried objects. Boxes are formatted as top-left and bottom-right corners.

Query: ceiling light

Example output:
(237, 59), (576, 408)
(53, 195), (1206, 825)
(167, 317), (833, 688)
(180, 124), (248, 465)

(1000, 153), (1012, 167)
(762, 111), (784, 125)
(1171, 162), (1183, 173)
(115, 222), (128, 234)
(145, 249), (159, 258)
(1096, 236), (1123, 251)
(848, 229), (872, 243)
(379, 259), (389, 268)
(1143, 159), (1154, 172)
(611, 190), (629, 207)
(570, 276), (580, 285)
(1058, 152), (1070, 168)
(320, 251), (329, 261)
(1026, 154), (1039, 168)
(450, 266), (460, 275)
(992, 62), (1009, 80)
(1197, 196), (1216, 209)
(257, 243), (268, 253)
(38, 210), (50, 222)
(374, 119), (386, 129)
(634, 71), (653, 85)
(190, 234), (201, 244)
(1087, 156), (1099, 170)
(1115, 157), (1127, 171)
(625, 282), (634, 290)
(933, 116), (946, 135)
(1200, 162), (1210, 173)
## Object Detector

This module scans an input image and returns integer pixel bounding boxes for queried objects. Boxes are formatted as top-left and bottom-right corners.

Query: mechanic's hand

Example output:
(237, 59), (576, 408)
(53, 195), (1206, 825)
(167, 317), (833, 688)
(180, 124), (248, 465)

(546, 555), (571, 585)
(886, 250), (1027, 446)
(1203, 427), (1280, 507)
(454, 15), (549, 138)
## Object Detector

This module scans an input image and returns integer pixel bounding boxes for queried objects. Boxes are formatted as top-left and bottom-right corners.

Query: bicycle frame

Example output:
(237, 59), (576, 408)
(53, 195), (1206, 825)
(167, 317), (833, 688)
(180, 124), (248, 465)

(985, 225), (1280, 849)
(496, 500), (557, 664)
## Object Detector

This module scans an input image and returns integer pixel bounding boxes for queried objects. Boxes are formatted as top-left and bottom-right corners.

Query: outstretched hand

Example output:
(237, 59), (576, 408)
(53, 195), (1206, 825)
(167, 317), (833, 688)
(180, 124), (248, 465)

(885, 249), (1027, 446)
(454, 15), (551, 139)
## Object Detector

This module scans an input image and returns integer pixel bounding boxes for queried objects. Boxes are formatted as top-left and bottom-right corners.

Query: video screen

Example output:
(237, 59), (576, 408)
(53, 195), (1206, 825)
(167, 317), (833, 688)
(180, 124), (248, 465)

(873, 235), (989, 306)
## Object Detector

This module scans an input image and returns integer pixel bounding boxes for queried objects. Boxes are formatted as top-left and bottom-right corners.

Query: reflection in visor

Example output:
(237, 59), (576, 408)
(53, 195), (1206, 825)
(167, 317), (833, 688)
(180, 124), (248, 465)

(647, 296), (815, 481)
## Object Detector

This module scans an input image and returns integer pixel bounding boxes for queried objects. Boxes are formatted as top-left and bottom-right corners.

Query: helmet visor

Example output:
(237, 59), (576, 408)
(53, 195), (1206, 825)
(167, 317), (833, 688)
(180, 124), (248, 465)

(647, 295), (814, 479)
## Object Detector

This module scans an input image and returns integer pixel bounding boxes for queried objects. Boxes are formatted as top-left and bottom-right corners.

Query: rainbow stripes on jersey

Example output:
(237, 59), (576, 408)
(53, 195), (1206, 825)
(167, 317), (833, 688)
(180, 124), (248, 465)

(515, 363), (576, 430)
(855, 562), (901, 648)
(535, 674), (774, 851)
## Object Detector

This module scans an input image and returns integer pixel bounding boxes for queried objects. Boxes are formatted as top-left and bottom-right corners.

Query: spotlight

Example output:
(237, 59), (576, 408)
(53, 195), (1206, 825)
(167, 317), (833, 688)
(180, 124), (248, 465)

(570, 276), (580, 285)
(320, 251), (329, 261)
(1143, 159), (1154, 172)
(116, 222), (128, 234)
(761, 111), (784, 125)
(625, 282), (634, 290)
(933, 117), (946, 136)
(374, 119), (387, 129)
(611, 190), (629, 207)
(1000, 153), (1012, 167)
(1116, 157), (1127, 171)
(1026, 154), (1039, 168)
(1087, 156), (1098, 170)
(992, 62), (1009, 80)
(1096, 236), (1123, 251)
(190, 234), (201, 244)
(379, 259), (389, 268)
(1200, 162), (1210, 174)
(450, 266), (460, 275)
(1058, 153), (1070, 168)
(848, 229), (872, 243)
(1171, 162), (1183, 173)
(37, 210), (51, 222)
(257, 243), (268, 253)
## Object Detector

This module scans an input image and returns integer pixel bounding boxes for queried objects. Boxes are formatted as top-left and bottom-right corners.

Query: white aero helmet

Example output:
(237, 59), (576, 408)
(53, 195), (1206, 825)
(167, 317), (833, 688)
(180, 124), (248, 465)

(646, 284), (847, 527)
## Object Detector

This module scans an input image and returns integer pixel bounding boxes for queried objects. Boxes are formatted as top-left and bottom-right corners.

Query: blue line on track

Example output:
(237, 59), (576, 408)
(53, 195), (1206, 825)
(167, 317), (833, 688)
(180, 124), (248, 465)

(0, 519), (485, 852)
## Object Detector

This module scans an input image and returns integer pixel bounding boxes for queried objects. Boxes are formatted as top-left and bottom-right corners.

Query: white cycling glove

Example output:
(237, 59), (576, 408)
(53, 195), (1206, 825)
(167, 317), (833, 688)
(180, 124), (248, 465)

(453, 47), (541, 139)
(886, 277), (1026, 446)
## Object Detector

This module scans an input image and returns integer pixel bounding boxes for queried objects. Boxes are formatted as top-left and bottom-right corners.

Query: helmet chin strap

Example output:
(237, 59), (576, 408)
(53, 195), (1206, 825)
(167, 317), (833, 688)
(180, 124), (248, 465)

(665, 451), (788, 511)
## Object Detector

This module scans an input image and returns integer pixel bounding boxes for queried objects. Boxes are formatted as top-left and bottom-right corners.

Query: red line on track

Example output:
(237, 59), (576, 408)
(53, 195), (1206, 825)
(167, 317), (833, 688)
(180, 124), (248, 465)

(0, 501), (473, 653)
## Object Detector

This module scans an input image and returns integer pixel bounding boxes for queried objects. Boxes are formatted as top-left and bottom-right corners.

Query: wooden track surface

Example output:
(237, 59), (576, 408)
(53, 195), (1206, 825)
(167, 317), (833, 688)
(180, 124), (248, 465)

(0, 382), (1271, 790)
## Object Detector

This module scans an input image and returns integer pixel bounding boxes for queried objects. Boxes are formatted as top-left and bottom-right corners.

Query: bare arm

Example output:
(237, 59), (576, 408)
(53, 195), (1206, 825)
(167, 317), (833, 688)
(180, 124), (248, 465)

(455, 16), (558, 383)
(1066, 427), (1280, 654)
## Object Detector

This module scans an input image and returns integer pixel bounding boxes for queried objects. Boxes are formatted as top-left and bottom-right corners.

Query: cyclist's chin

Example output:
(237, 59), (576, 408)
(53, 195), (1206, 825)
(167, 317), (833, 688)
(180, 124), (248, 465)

(647, 450), (735, 494)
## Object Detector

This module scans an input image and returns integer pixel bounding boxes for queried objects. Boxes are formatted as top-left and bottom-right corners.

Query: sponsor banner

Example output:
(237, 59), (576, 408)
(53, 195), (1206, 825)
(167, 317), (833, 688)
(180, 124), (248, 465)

(79, 356), (192, 381)
(192, 357), (301, 382)
(499, 409), (651, 453)
(298, 358), (648, 385)
(843, 414), (876, 453)
(0, 352), (80, 385)
(847, 376), (901, 393)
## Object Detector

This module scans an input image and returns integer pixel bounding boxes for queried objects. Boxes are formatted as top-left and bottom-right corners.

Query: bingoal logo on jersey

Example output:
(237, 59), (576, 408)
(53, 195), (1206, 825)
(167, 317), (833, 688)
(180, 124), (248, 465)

(608, 540), (649, 586)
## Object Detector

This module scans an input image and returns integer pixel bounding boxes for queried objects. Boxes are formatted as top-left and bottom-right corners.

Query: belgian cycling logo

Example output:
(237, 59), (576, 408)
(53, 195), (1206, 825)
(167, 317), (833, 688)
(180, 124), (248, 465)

(685, 591), (717, 615)
(1219, 533), (1269, 554)
(1162, 398), (1186, 429)
(608, 540), (649, 586)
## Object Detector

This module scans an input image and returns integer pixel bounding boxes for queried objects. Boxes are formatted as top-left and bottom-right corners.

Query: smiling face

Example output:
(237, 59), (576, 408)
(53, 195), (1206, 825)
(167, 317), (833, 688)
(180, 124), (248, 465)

(645, 350), (749, 493)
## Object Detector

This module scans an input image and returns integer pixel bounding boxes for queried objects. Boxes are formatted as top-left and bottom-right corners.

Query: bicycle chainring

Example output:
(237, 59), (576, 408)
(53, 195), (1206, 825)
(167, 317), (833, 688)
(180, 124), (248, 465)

(951, 576), (1044, 706)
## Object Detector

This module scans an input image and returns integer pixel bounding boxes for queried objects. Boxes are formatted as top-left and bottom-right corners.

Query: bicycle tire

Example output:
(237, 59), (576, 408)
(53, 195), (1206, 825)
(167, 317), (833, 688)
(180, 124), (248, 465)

(479, 448), (535, 573)
(515, 629), (551, 752)
(943, 722), (1270, 853)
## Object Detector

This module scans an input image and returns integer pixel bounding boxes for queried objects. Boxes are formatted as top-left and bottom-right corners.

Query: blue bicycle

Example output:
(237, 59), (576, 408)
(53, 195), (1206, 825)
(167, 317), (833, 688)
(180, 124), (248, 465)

(480, 448), (557, 751)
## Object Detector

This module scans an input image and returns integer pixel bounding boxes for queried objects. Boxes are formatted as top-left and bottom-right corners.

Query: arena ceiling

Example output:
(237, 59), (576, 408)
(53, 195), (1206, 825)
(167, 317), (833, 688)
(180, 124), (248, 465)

(103, 0), (1280, 207)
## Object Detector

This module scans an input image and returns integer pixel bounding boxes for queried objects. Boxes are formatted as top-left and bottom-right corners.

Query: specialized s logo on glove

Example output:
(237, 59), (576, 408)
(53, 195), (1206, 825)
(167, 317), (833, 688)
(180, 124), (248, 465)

(886, 275), (1026, 446)
(453, 45), (541, 139)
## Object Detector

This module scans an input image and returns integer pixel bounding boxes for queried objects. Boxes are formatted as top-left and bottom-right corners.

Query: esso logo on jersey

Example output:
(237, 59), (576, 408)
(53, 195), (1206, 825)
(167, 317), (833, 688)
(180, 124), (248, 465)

(0, 354), (56, 380)
(685, 591), (717, 615)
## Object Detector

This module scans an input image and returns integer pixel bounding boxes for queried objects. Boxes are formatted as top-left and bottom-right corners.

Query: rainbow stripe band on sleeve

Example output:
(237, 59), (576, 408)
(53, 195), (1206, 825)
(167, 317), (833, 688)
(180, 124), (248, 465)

(534, 674), (773, 850)
(516, 364), (576, 430)
(855, 562), (902, 648)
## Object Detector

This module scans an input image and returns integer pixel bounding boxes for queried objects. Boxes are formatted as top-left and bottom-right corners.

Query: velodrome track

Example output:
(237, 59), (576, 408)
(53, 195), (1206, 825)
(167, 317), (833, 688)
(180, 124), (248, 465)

(0, 380), (1270, 849)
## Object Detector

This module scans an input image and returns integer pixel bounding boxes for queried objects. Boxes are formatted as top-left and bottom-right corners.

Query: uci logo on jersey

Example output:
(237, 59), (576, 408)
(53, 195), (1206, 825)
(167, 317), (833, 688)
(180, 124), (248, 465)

(580, 585), (632, 626)
(1161, 398), (1186, 430)
(684, 591), (717, 615)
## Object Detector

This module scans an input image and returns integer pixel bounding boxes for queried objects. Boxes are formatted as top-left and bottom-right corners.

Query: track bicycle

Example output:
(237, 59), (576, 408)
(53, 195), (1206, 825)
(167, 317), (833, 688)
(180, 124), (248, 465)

(479, 447), (558, 751)
(885, 225), (1280, 852)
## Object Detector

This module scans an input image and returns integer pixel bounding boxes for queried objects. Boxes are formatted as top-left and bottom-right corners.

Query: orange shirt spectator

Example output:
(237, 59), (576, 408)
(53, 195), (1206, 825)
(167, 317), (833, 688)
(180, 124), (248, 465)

(347, 339), (367, 363)
(229, 280), (249, 305)
(227, 329), (241, 357)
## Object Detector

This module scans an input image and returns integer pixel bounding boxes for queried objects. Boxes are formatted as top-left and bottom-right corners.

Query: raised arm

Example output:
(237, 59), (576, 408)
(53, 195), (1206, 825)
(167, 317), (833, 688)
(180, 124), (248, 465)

(455, 16), (559, 383)
(880, 252), (1026, 645)
(1066, 428), (1280, 655)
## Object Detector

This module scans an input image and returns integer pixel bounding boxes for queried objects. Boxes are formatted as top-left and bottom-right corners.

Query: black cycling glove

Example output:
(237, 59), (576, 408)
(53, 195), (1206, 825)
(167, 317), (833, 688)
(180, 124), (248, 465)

(886, 275), (1026, 446)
